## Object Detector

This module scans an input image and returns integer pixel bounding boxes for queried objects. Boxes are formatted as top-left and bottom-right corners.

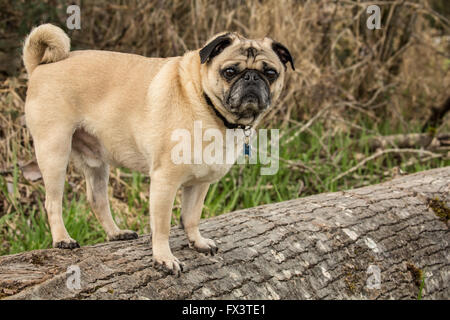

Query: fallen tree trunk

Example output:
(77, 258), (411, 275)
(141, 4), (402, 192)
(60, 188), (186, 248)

(360, 132), (450, 151)
(1, 167), (449, 300)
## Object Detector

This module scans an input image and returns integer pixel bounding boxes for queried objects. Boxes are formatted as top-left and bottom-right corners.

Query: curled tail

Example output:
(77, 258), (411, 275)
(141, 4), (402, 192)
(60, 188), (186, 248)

(23, 24), (70, 75)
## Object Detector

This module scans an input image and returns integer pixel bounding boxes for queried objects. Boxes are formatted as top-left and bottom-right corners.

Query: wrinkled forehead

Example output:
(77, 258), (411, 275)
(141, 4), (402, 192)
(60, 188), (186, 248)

(220, 37), (282, 70)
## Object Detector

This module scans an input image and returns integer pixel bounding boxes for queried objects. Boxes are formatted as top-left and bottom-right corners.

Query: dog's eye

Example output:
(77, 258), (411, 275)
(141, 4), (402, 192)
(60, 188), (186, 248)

(264, 69), (278, 79)
(222, 67), (237, 79)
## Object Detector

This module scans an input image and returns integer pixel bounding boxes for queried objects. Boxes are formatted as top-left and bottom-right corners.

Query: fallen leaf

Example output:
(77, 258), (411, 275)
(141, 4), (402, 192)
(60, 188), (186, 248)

(21, 160), (42, 182)
(6, 182), (14, 194)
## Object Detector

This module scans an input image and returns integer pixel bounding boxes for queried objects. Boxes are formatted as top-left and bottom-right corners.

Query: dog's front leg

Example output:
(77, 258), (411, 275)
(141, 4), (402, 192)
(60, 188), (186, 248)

(180, 183), (218, 255)
(149, 171), (183, 276)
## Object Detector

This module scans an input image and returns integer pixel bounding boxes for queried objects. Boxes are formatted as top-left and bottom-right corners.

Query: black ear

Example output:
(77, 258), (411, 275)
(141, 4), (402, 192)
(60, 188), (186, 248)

(200, 34), (233, 64)
(272, 41), (295, 70)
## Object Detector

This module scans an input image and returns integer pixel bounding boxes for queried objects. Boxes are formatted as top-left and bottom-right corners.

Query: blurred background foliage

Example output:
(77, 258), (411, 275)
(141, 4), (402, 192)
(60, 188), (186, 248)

(0, 0), (449, 255)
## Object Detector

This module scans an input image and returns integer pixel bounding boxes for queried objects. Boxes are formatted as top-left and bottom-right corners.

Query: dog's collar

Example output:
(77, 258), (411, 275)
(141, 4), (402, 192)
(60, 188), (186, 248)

(204, 93), (251, 130)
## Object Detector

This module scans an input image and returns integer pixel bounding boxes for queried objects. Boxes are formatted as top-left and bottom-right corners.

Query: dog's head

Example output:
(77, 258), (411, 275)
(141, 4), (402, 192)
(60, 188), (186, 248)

(199, 32), (294, 126)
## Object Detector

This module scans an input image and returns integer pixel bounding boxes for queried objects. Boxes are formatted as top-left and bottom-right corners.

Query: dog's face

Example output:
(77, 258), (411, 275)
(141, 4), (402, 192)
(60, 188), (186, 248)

(199, 32), (294, 126)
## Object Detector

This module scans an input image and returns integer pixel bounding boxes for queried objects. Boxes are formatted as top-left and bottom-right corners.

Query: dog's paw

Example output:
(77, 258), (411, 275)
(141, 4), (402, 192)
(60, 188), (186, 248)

(189, 237), (218, 256)
(108, 230), (138, 241)
(153, 254), (184, 277)
(53, 238), (80, 249)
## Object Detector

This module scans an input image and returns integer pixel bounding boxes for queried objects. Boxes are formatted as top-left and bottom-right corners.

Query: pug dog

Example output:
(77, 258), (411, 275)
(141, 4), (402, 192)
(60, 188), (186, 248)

(23, 24), (294, 276)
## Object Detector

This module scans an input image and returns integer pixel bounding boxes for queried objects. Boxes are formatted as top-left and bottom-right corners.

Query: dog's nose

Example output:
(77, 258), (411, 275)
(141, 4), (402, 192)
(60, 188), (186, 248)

(243, 70), (260, 84)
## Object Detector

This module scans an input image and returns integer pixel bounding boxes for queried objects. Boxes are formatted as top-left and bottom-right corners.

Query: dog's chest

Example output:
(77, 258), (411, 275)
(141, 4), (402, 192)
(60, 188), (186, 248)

(191, 162), (234, 183)
(186, 130), (245, 183)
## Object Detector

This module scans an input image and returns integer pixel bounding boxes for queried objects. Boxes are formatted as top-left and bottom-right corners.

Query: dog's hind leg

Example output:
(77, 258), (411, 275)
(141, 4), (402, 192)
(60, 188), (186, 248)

(84, 163), (138, 241)
(71, 128), (138, 242)
(33, 125), (79, 249)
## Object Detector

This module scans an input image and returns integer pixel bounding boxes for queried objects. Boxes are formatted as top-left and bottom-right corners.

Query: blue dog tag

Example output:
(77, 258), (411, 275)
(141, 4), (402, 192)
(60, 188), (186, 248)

(243, 127), (251, 157)
(244, 143), (251, 157)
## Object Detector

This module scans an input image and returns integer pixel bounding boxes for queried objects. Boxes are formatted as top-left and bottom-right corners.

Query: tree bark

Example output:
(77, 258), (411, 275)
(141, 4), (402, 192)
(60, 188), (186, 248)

(1, 167), (449, 300)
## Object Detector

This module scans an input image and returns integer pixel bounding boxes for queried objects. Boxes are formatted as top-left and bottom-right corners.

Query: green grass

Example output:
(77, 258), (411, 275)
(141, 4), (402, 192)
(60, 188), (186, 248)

(417, 269), (426, 300)
(0, 176), (108, 254)
(0, 120), (448, 256)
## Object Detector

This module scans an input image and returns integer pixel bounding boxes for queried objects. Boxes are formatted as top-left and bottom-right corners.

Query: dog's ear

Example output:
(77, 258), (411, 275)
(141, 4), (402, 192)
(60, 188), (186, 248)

(200, 33), (233, 64)
(272, 41), (295, 70)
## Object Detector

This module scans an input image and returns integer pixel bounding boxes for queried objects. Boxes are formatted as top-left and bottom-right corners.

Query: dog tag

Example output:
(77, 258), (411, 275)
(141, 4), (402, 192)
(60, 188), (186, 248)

(244, 142), (251, 157)
(244, 127), (251, 157)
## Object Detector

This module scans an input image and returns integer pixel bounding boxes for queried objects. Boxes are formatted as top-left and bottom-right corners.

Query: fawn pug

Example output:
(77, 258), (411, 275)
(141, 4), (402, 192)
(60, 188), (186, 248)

(23, 24), (294, 275)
